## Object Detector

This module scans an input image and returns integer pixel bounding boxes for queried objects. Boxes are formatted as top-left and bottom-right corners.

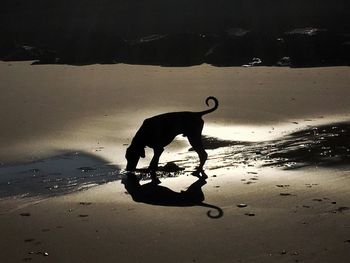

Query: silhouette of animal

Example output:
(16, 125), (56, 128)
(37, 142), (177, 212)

(125, 96), (219, 174)
(122, 173), (223, 219)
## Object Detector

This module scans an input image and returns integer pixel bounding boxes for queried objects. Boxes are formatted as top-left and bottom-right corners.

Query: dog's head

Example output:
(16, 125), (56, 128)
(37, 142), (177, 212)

(125, 144), (145, 171)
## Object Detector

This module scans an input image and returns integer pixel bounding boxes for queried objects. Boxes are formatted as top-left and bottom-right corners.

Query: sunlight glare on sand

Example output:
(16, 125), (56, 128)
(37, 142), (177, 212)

(203, 123), (287, 142)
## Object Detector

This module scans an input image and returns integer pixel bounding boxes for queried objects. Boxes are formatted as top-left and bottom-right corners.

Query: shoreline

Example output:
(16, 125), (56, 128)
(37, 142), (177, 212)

(1, 120), (349, 204)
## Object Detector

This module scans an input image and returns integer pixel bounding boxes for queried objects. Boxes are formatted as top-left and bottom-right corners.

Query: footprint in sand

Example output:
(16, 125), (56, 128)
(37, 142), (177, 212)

(244, 212), (255, 217)
(276, 184), (290, 188)
(20, 213), (31, 217)
(79, 202), (92, 206)
(78, 214), (89, 217)
(280, 193), (292, 196)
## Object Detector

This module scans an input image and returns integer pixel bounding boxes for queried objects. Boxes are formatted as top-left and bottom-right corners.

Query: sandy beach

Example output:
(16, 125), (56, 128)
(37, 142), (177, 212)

(1, 62), (350, 262)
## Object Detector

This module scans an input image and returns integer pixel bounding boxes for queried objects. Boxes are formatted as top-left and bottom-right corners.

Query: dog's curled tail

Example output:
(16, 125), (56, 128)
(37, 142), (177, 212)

(200, 96), (219, 116)
(200, 202), (224, 219)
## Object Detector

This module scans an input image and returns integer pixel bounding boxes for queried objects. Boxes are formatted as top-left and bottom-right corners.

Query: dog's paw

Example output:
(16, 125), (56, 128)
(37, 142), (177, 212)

(192, 170), (208, 179)
(192, 170), (201, 178)
(200, 171), (208, 179)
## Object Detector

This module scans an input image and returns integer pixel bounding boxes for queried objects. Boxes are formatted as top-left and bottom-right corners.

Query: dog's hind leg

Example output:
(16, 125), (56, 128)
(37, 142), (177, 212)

(149, 147), (164, 172)
(187, 133), (208, 177)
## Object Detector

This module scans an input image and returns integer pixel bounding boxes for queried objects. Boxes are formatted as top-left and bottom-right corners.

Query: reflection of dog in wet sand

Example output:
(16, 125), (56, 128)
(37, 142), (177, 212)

(125, 97), (219, 176)
(122, 173), (223, 219)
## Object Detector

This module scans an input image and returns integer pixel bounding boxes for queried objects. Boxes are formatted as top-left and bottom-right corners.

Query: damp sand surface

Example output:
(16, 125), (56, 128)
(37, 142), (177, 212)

(0, 62), (350, 262)
(1, 168), (350, 263)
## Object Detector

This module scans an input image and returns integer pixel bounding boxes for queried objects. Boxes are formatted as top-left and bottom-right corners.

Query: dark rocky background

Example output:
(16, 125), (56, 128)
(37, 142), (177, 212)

(1, 0), (349, 66)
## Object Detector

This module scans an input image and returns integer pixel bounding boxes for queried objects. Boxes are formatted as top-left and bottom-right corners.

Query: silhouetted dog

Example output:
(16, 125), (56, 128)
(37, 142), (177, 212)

(125, 96), (219, 175)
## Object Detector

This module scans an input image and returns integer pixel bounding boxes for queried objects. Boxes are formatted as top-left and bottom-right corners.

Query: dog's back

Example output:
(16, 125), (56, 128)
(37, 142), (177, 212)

(137, 96), (219, 146)
(136, 112), (202, 148)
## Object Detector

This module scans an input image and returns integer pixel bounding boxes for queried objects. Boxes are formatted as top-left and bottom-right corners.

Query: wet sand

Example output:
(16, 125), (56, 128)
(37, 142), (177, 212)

(0, 62), (350, 262)
(1, 168), (350, 262)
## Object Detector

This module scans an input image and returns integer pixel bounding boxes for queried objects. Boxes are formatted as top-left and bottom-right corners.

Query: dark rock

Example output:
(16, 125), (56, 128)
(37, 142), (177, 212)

(159, 162), (184, 173)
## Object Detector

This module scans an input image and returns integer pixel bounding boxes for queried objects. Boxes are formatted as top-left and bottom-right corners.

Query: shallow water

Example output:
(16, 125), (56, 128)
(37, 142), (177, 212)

(0, 152), (119, 198)
(1, 122), (349, 198)
(203, 122), (350, 170)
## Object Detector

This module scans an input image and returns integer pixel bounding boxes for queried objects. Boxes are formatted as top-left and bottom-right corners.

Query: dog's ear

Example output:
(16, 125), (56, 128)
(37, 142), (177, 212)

(140, 148), (145, 158)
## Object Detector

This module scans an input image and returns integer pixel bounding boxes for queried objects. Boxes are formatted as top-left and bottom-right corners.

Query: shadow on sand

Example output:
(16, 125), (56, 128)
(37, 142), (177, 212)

(122, 172), (223, 219)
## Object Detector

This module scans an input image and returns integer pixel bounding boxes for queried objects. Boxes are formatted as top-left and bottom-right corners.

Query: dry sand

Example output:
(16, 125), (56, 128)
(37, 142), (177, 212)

(0, 62), (350, 262)
(1, 62), (349, 163)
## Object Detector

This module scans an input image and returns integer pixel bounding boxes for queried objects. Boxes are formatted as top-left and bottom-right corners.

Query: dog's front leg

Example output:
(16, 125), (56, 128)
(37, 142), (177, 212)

(149, 147), (164, 171)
